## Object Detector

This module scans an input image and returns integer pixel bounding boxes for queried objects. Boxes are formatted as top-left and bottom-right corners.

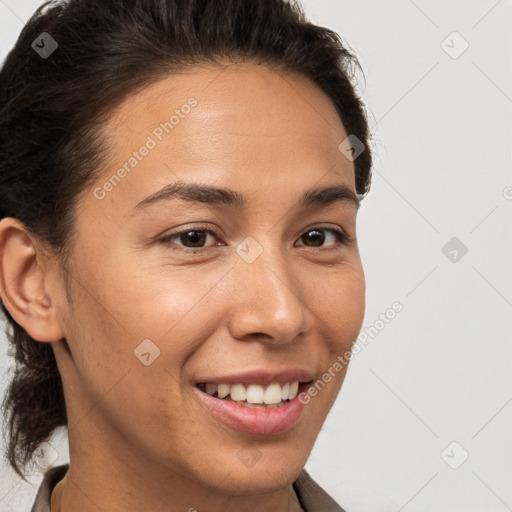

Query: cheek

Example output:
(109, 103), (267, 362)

(305, 275), (364, 416)
(339, 278), (366, 341)
(72, 246), (223, 346)
(64, 255), (234, 432)
(61, 259), (193, 455)
(314, 265), (366, 348)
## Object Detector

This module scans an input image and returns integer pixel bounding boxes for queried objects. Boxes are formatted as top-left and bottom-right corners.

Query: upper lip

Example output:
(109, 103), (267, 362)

(195, 368), (315, 386)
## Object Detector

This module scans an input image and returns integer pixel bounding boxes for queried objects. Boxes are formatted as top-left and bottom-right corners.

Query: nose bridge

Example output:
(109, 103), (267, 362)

(228, 238), (307, 344)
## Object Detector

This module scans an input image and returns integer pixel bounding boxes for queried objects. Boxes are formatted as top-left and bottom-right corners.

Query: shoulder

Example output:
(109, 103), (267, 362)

(293, 469), (348, 512)
(30, 464), (69, 512)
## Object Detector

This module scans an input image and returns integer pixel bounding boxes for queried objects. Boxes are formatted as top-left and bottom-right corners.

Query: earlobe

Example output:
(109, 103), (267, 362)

(0, 217), (66, 343)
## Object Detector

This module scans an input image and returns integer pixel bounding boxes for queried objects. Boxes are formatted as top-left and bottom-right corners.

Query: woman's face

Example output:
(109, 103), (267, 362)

(50, 63), (365, 496)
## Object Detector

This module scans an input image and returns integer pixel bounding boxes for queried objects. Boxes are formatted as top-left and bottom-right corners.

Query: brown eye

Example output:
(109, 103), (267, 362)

(296, 228), (349, 249)
(158, 227), (219, 251)
(174, 230), (208, 248)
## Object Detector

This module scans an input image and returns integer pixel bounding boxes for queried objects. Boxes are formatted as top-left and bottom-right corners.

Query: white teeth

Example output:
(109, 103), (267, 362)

(264, 383), (283, 404)
(230, 383), (246, 402)
(217, 384), (230, 398)
(201, 381), (301, 404)
(246, 384), (264, 404)
(280, 383), (290, 401)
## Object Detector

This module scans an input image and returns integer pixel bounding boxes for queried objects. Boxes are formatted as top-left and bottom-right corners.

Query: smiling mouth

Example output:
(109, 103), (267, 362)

(196, 381), (313, 409)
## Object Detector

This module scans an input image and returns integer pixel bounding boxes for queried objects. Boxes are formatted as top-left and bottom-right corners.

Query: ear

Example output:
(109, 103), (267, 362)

(0, 217), (66, 342)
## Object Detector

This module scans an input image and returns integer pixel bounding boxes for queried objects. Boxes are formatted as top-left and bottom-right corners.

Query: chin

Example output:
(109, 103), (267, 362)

(209, 464), (304, 496)
(198, 444), (308, 495)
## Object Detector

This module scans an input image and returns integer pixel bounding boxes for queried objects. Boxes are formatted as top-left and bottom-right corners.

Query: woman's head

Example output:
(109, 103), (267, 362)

(0, 0), (372, 500)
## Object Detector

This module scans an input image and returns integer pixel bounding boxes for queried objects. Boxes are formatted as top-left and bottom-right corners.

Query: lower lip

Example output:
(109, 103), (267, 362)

(194, 383), (310, 435)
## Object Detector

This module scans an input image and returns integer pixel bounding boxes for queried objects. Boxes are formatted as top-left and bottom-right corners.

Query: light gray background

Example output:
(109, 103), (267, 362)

(1, 1), (511, 511)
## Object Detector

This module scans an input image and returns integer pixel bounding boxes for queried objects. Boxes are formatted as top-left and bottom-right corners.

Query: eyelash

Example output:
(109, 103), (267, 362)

(157, 224), (351, 253)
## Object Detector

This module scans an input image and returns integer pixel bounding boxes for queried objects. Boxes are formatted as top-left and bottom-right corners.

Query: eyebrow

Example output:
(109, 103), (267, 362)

(132, 181), (360, 212)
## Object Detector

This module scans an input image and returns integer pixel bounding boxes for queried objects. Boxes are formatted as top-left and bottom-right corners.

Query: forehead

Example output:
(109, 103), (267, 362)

(111, 62), (346, 132)
(87, 62), (355, 215)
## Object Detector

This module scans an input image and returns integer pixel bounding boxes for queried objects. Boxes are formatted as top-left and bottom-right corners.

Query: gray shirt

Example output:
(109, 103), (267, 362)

(30, 464), (347, 512)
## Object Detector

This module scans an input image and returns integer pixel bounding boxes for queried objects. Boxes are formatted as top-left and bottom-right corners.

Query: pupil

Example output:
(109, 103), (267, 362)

(182, 230), (206, 247)
(304, 229), (324, 246)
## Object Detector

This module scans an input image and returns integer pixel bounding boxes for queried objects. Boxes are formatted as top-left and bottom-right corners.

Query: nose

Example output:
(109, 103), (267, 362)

(227, 243), (308, 347)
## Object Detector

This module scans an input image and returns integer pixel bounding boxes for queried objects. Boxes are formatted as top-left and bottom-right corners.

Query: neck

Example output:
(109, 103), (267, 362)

(50, 474), (65, 512)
